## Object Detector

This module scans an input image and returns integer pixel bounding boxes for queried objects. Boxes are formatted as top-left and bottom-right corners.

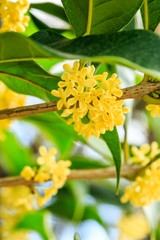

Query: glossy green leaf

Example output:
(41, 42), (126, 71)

(16, 211), (54, 240)
(1, 30), (160, 78)
(24, 112), (85, 155)
(0, 131), (33, 175)
(0, 61), (60, 101)
(62, 0), (143, 36)
(141, 0), (160, 31)
(30, 2), (69, 23)
(102, 127), (121, 195)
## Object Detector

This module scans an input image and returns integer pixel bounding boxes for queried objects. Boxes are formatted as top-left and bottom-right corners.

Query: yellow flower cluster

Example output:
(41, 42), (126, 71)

(118, 213), (150, 240)
(1, 146), (71, 238)
(52, 61), (129, 139)
(0, 186), (30, 239)
(21, 146), (71, 207)
(0, 81), (26, 139)
(146, 104), (160, 117)
(0, 0), (30, 33)
(121, 142), (160, 206)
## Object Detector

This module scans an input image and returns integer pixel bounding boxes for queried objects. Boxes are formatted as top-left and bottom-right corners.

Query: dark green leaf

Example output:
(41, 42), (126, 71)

(102, 127), (121, 195)
(62, 0), (143, 36)
(141, 0), (160, 31)
(0, 61), (60, 101)
(1, 30), (160, 78)
(0, 131), (33, 175)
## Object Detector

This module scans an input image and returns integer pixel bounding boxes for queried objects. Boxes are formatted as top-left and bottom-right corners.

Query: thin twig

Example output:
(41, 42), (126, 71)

(0, 165), (142, 188)
(0, 81), (160, 120)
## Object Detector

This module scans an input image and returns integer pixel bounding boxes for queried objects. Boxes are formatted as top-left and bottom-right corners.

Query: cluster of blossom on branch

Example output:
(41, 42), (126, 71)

(0, 81), (26, 139)
(21, 146), (71, 207)
(121, 141), (160, 206)
(52, 61), (129, 139)
(0, 0), (30, 33)
(0, 146), (71, 238)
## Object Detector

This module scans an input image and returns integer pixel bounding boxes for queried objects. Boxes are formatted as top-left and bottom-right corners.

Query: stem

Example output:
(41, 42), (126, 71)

(144, 0), (149, 30)
(85, 0), (93, 35)
(0, 165), (142, 188)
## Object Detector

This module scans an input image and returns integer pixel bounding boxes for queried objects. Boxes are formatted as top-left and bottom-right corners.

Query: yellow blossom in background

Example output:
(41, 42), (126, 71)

(118, 213), (150, 240)
(0, 186), (30, 239)
(121, 142), (160, 206)
(0, 0), (30, 33)
(51, 61), (129, 139)
(1, 146), (71, 238)
(131, 141), (160, 166)
(0, 81), (26, 140)
(21, 146), (71, 207)
(146, 104), (160, 117)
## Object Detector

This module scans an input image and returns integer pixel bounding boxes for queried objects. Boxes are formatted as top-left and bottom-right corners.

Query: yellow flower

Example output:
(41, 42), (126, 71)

(118, 214), (150, 240)
(0, 187), (30, 239)
(20, 166), (35, 181)
(20, 146), (71, 207)
(51, 61), (129, 139)
(0, 81), (26, 139)
(131, 141), (160, 166)
(121, 142), (160, 206)
(146, 104), (160, 117)
(0, 0), (30, 33)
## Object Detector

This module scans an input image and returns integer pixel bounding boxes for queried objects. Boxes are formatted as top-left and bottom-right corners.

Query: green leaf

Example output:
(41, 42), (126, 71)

(22, 13), (39, 36)
(62, 0), (143, 36)
(16, 211), (54, 240)
(70, 156), (108, 169)
(0, 131), (33, 175)
(1, 30), (160, 78)
(102, 127), (121, 195)
(49, 192), (103, 224)
(141, 0), (160, 31)
(24, 112), (85, 155)
(83, 205), (104, 225)
(30, 2), (69, 23)
(0, 61), (60, 101)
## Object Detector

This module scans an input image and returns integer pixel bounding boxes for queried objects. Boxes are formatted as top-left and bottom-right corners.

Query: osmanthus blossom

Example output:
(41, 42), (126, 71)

(146, 104), (160, 117)
(1, 146), (71, 239)
(0, 0), (30, 33)
(118, 213), (150, 240)
(121, 142), (160, 206)
(52, 61), (129, 139)
(21, 146), (71, 207)
(0, 81), (26, 139)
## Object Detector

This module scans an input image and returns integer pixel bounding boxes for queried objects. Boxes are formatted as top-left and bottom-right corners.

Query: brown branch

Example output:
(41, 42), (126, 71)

(0, 81), (160, 120)
(0, 165), (142, 188)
